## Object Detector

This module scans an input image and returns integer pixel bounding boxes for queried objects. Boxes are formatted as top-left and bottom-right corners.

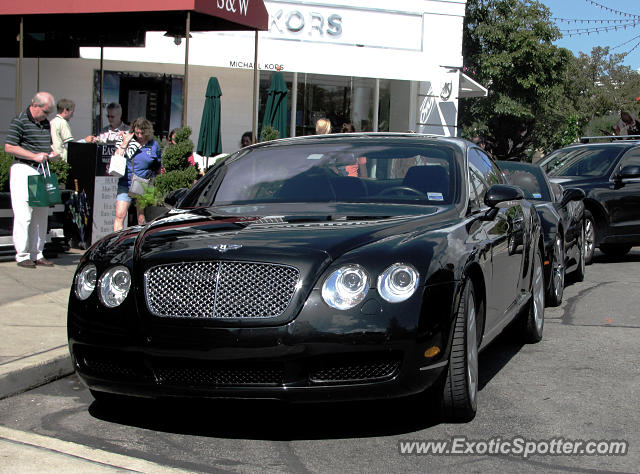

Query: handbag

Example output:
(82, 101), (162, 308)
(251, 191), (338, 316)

(108, 151), (126, 177)
(128, 152), (153, 197)
(27, 162), (61, 207)
(128, 173), (152, 197)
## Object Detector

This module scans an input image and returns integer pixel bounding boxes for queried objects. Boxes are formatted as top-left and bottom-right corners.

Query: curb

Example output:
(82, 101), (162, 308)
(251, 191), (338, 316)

(0, 348), (74, 400)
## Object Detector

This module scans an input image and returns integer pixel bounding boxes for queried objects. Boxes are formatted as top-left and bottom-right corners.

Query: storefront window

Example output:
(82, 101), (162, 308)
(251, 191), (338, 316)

(258, 72), (391, 138)
(93, 71), (183, 140)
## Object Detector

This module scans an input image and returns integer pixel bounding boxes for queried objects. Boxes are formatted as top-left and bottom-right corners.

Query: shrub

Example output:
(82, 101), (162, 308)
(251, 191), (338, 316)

(0, 150), (12, 192)
(155, 167), (199, 195)
(260, 125), (280, 142)
(162, 126), (196, 173)
(48, 159), (71, 188)
(0, 151), (71, 191)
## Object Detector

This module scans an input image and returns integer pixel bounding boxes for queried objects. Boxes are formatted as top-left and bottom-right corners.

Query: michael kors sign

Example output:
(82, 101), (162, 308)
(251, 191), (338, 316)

(270, 9), (343, 37)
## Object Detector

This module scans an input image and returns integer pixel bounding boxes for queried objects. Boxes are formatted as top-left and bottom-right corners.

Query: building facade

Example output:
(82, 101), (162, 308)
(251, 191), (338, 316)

(1, 0), (485, 154)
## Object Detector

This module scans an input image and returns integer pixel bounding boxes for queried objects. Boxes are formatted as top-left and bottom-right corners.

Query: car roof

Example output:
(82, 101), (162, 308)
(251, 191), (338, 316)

(245, 132), (474, 151)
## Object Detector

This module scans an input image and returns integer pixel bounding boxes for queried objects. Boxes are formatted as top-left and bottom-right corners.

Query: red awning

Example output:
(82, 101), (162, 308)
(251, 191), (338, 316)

(0, 0), (269, 57)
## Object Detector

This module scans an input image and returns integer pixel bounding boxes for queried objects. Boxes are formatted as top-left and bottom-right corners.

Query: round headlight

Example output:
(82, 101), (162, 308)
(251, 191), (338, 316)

(377, 263), (419, 303)
(98, 265), (131, 308)
(74, 263), (97, 300)
(322, 264), (370, 310)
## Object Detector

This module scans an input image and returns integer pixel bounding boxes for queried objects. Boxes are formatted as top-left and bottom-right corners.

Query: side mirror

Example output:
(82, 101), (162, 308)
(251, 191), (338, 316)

(164, 188), (188, 207)
(484, 184), (524, 208)
(617, 165), (640, 180)
(560, 187), (585, 207)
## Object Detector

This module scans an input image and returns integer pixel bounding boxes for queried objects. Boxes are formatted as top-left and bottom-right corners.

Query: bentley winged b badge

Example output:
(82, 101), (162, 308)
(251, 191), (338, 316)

(208, 244), (243, 253)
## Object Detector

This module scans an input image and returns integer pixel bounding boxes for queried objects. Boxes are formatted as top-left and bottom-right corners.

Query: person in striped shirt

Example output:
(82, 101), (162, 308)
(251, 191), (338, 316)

(4, 92), (60, 268)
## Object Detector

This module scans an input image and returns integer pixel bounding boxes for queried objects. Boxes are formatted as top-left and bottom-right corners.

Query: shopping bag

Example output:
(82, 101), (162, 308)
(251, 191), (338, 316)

(44, 171), (62, 205)
(27, 173), (49, 207)
(108, 152), (126, 177)
(128, 173), (152, 197)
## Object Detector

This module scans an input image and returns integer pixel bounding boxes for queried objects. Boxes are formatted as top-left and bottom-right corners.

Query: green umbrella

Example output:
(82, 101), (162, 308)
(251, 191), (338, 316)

(197, 77), (222, 156)
(262, 71), (288, 139)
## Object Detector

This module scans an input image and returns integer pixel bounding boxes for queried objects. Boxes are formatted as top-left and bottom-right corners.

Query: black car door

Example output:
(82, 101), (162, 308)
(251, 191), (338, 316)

(602, 148), (640, 238)
(468, 149), (525, 325)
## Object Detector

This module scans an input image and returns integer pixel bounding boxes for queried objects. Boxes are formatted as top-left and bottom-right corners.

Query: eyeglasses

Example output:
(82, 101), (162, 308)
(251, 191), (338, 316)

(40, 105), (54, 114)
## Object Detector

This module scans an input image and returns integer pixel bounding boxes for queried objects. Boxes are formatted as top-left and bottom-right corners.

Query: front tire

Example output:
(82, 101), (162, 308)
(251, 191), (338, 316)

(441, 280), (478, 422)
(584, 210), (596, 265)
(546, 234), (564, 307)
(522, 246), (545, 343)
(572, 222), (586, 282)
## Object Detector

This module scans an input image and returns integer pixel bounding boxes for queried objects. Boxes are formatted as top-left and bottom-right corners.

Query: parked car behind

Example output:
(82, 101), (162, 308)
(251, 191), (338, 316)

(68, 134), (544, 422)
(498, 161), (586, 306)
(539, 139), (640, 263)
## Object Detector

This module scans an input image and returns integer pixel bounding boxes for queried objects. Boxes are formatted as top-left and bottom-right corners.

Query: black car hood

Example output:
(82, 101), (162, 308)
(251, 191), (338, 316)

(133, 203), (456, 264)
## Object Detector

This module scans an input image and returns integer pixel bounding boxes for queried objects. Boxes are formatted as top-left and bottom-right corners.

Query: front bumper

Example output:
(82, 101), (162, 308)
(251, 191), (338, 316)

(68, 284), (456, 402)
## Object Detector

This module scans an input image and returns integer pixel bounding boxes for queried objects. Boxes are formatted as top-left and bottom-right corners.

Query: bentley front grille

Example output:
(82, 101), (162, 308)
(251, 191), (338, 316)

(144, 261), (300, 319)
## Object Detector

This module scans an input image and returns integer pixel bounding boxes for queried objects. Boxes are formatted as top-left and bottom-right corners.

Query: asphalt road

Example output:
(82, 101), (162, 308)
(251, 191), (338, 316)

(0, 250), (638, 473)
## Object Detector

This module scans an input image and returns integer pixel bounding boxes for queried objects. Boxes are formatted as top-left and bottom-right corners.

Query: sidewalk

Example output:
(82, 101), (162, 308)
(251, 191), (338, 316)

(0, 250), (83, 400)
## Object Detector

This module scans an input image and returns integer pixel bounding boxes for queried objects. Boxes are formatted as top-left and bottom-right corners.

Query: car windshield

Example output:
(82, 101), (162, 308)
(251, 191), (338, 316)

(184, 139), (459, 207)
(499, 162), (551, 201)
(539, 145), (625, 177)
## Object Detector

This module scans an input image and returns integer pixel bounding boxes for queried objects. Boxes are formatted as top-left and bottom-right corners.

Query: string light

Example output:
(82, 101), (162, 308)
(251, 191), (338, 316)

(553, 1), (640, 57)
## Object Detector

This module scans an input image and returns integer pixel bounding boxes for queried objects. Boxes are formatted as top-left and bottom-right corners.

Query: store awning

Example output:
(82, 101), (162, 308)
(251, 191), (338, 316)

(0, 0), (269, 57)
(459, 72), (488, 98)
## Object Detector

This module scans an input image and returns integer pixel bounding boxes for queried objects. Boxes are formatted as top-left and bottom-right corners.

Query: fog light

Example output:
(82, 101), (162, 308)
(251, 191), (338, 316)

(424, 346), (440, 358)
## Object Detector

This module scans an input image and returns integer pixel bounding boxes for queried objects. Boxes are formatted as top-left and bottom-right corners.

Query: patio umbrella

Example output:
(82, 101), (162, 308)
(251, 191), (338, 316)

(262, 71), (289, 139)
(197, 77), (222, 157)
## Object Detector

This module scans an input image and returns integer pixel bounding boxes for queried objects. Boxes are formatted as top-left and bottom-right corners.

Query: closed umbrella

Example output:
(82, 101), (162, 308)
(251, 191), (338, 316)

(262, 71), (288, 139)
(197, 77), (222, 157)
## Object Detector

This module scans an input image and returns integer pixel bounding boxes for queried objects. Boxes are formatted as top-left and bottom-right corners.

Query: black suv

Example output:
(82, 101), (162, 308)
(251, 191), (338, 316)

(538, 138), (640, 263)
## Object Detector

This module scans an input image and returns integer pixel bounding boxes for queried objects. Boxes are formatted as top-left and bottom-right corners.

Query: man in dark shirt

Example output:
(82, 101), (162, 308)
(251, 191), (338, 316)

(4, 92), (59, 268)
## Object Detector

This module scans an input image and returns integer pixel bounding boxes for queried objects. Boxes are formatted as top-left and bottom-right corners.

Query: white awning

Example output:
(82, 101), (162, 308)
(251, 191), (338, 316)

(459, 72), (488, 98)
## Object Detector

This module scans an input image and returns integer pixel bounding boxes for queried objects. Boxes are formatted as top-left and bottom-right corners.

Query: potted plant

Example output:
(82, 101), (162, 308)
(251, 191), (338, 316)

(134, 183), (167, 221)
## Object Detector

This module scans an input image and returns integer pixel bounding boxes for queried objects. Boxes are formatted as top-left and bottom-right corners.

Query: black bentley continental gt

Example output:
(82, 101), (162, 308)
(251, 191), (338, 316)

(498, 161), (586, 307)
(68, 134), (544, 421)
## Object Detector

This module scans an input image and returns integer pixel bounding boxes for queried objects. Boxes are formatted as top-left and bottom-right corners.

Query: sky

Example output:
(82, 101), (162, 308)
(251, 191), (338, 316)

(539, 0), (640, 70)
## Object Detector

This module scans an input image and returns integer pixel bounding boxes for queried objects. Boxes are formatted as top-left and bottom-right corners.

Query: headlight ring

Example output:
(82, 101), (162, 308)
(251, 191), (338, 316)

(74, 263), (97, 300)
(377, 263), (419, 303)
(98, 265), (131, 308)
(322, 264), (370, 310)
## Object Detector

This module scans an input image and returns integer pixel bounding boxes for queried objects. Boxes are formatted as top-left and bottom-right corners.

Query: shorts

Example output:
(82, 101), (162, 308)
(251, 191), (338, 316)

(116, 185), (131, 203)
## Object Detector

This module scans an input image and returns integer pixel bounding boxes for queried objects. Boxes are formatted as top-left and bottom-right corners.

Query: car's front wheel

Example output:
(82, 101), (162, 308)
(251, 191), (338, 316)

(522, 246), (545, 343)
(572, 222), (586, 282)
(441, 280), (478, 422)
(584, 210), (596, 265)
(547, 234), (564, 307)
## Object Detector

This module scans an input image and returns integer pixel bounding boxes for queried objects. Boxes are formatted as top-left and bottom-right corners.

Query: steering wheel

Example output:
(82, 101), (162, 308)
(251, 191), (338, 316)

(376, 186), (424, 197)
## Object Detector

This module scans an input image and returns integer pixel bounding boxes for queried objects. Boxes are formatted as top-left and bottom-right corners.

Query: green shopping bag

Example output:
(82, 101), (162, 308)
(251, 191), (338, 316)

(27, 173), (49, 207)
(27, 162), (62, 207)
(44, 170), (62, 205)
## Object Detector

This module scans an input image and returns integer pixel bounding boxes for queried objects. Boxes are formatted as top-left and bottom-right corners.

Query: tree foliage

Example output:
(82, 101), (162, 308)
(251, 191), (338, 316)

(564, 46), (640, 135)
(460, 0), (573, 159)
(461, 1), (640, 158)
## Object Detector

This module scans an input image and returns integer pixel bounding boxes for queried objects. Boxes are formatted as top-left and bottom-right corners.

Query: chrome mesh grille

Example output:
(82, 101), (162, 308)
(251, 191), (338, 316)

(144, 261), (300, 319)
(309, 359), (401, 383)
